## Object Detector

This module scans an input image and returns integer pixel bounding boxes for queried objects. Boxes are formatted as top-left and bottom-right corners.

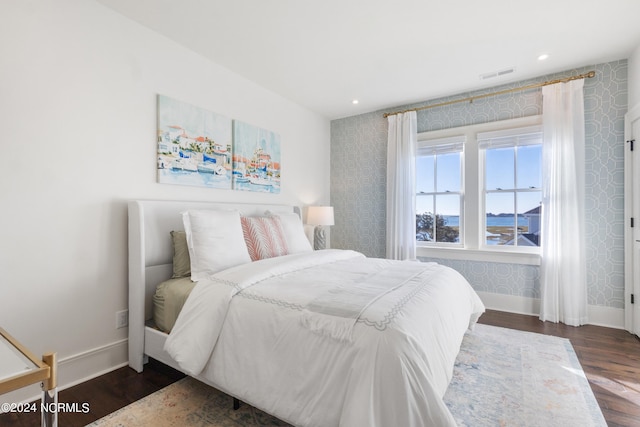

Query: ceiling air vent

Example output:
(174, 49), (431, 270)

(479, 67), (516, 80)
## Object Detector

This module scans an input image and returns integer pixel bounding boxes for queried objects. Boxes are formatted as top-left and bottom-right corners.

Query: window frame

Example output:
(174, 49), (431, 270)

(416, 136), (465, 247)
(478, 125), (543, 252)
(416, 115), (543, 266)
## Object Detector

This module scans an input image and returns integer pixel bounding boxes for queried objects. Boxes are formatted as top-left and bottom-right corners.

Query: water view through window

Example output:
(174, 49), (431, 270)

(416, 137), (542, 247)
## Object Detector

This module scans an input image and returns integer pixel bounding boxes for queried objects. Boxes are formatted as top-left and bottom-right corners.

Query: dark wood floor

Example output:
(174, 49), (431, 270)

(2, 310), (639, 426)
(0, 358), (186, 427)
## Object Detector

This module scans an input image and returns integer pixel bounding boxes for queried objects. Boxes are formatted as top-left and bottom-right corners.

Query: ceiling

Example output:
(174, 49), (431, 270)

(97, 0), (640, 120)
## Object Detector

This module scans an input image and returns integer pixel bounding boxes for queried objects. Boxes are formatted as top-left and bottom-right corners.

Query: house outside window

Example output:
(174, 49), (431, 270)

(416, 116), (542, 263)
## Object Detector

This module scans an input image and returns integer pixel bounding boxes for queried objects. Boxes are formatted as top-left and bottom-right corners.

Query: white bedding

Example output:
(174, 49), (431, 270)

(165, 249), (485, 427)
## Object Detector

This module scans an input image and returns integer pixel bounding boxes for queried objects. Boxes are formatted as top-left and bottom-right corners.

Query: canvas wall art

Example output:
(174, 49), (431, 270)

(157, 95), (232, 189)
(232, 120), (281, 193)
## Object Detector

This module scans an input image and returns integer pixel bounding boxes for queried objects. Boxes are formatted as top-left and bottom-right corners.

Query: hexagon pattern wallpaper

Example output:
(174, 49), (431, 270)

(331, 60), (627, 309)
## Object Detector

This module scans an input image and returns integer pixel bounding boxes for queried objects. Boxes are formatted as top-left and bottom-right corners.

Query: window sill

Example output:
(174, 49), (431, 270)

(416, 245), (541, 266)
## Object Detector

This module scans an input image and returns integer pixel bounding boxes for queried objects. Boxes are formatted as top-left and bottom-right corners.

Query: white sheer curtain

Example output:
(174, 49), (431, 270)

(386, 111), (417, 260)
(539, 79), (588, 326)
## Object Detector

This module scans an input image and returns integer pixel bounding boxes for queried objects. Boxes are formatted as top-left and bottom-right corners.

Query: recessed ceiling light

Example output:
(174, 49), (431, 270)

(352, 99), (359, 105)
(538, 54), (549, 61)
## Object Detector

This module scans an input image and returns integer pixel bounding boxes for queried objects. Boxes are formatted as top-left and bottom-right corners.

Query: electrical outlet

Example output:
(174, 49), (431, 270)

(116, 310), (129, 329)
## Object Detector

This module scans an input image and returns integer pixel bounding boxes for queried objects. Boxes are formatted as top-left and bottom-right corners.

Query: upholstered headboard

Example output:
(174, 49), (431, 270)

(127, 199), (298, 371)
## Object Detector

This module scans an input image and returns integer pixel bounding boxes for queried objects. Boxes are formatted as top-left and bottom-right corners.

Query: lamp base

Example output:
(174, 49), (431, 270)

(313, 226), (327, 250)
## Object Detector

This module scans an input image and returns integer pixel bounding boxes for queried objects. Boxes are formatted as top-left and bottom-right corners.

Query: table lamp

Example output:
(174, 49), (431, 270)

(306, 206), (334, 250)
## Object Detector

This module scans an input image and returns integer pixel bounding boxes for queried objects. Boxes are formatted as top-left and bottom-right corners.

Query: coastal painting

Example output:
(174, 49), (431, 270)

(232, 120), (281, 193)
(156, 95), (232, 189)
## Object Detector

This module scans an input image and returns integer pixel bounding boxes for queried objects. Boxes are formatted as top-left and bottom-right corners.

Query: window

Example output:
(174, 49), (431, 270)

(416, 116), (542, 259)
(416, 137), (464, 244)
(479, 126), (542, 248)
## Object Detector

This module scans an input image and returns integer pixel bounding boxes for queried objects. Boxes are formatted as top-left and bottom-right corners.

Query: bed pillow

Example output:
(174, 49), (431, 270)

(267, 211), (313, 253)
(241, 216), (289, 261)
(170, 230), (191, 278)
(182, 210), (251, 281)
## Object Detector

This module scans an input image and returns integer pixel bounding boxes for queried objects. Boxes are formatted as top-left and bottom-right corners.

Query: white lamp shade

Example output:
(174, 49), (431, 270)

(306, 206), (334, 226)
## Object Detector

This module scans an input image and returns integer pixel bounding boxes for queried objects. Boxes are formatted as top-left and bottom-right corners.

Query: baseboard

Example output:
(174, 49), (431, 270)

(586, 304), (625, 329)
(1, 338), (128, 407)
(477, 291), (541, 317)
(477, 291), (625, 330)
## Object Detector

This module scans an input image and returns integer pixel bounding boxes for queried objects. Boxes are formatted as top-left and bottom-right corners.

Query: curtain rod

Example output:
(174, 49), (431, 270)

(383, 70), (596, 118)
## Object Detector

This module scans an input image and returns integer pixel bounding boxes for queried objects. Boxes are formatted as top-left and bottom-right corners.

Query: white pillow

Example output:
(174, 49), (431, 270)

(182, 210), (251, 280)
(267, 211), (313, 253)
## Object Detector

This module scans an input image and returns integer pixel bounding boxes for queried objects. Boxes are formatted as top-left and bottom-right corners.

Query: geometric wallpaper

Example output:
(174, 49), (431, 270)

(330, 60), (627, 309)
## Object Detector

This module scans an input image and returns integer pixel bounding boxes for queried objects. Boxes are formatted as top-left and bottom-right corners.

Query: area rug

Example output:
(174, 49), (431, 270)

(88, 324), (606, 426)
(443, 324), (606, 427)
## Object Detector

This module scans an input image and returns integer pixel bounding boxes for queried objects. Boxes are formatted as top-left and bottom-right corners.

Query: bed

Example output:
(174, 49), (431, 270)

(128, 199), (485, 427)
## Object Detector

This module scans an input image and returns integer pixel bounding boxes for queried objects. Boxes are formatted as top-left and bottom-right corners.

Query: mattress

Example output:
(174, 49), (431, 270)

(152, 277), (196, 333)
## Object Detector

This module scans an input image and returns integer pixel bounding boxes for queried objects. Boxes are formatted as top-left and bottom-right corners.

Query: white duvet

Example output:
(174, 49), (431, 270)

(165, 250), (485, 427)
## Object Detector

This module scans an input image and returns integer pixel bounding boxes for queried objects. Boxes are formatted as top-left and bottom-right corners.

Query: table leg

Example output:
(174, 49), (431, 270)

(41, 353), (57, 427)
(41, 388), (57, 427)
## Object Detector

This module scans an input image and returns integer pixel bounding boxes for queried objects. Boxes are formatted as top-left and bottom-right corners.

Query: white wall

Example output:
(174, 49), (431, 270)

(0, 0), (330, 402)
(629, 43), (640, 109)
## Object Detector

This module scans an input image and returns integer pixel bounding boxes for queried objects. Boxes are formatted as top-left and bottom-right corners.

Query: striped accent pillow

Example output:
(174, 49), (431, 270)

(241, 216), (289, 261)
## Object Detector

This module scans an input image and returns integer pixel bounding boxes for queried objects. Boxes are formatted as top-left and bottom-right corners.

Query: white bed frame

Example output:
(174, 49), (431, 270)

(127, 199), (298, 373)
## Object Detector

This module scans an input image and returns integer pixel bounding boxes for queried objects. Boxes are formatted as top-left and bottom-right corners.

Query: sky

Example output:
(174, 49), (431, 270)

(417, 145), (542, 216)
(158, 95), (232, 144)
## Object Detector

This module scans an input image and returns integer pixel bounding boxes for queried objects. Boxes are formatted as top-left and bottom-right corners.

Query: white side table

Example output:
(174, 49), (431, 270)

(0, 328), (57, 427)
